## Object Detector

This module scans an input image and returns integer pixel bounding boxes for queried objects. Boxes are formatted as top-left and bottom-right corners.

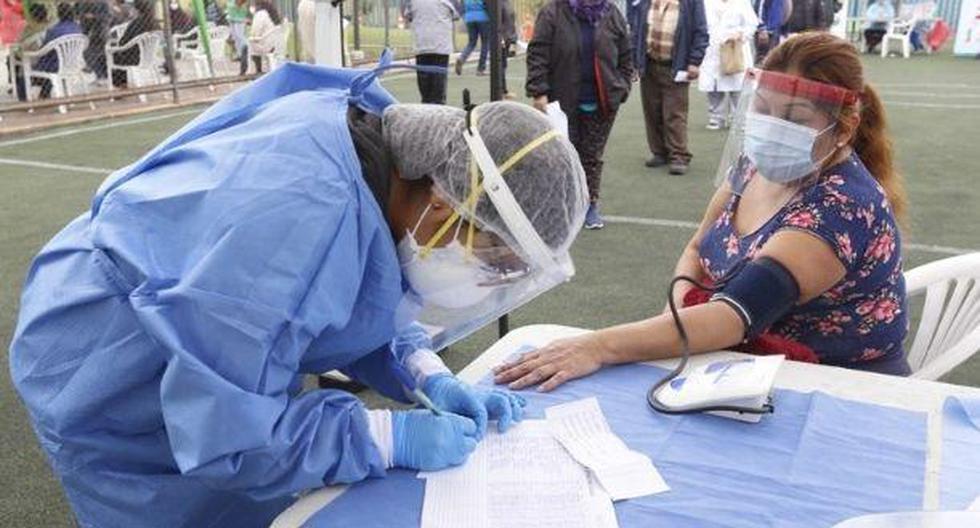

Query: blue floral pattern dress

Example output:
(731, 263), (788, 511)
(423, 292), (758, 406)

(699, 154), (910, 375)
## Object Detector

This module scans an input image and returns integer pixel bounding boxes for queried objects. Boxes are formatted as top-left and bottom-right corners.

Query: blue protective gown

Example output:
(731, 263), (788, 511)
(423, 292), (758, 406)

(9, 61), (429, 528)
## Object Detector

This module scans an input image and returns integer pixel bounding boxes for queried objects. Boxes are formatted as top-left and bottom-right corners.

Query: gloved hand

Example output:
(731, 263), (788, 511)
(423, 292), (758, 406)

(392, 410), (479, 471)
(423, 374), (527, 437)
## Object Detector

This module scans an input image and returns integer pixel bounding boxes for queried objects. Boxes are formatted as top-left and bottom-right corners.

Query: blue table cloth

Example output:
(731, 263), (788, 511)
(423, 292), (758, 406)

(940, 396), (980, 509)
(306, 362), (929, 528)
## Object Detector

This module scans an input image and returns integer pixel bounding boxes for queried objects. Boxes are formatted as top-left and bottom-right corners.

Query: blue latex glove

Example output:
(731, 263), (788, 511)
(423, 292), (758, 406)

(423, 374), (527, 437)
(392, 410), (479, 471)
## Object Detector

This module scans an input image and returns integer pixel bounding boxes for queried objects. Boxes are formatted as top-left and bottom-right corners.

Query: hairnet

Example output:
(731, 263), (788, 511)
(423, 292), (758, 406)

(382, 102), (588, 253)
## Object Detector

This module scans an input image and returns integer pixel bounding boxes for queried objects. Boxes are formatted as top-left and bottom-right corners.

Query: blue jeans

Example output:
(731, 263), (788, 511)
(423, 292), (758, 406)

(460, 21), (491, 72)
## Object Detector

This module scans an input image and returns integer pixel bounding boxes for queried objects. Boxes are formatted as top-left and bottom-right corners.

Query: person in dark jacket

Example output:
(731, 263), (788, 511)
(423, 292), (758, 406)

(15, 3), (82, 100)
(783, 0), (828, 34)
(527, 0), (633, 229)
(627, 0), (708, 175)
(112, 0), (160, 87)
(77, 0), (111, 80)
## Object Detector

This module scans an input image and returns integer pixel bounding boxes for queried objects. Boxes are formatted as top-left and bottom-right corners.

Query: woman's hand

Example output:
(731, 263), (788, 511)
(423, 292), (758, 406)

(492, 333), (609, 392)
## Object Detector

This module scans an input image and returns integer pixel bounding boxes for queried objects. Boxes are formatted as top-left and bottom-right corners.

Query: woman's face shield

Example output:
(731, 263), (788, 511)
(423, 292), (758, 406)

(396, 114), (585, 351)
(715, 70), (858, 195)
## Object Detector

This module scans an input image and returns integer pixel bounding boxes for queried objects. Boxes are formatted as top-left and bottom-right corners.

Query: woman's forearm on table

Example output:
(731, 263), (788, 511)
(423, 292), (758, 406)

(595, 302), (745, 365)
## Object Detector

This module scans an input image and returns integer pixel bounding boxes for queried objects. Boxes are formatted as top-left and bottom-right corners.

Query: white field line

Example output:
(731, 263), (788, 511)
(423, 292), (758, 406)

(0, 109), (199, 149)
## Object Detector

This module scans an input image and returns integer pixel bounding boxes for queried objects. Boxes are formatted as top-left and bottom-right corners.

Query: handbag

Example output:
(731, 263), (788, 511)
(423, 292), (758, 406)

(720, 37), (745, 76)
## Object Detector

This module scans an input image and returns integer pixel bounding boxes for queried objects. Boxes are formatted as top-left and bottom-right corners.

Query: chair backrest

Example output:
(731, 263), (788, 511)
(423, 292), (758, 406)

(46, 34), (89, 74)
(210, 24), (230, 43)
(173, 27), (200, 50)
(905, 253), (980, 380)
(108, 22), (130, 45)
(258, 24), (284, 51)
(889, 18), (917, 35)
(135, 31), (164, 68)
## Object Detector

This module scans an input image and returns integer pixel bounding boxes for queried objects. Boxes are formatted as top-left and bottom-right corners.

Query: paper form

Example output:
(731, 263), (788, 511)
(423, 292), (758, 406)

(419, 421), (618, 528)
(545, 397), (670, 501)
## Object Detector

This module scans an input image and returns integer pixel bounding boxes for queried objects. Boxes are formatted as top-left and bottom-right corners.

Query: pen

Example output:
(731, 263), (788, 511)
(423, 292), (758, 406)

(392, 363), (444, 416)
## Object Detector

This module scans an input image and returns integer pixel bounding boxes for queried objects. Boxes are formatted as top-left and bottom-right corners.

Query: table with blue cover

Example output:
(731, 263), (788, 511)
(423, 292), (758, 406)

(273, 325), (980, 528)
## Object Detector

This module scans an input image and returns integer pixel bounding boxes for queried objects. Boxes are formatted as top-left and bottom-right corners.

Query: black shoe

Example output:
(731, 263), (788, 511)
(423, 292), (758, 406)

(668, 162), (688, 175)
(645, 155), (668, 168)
(454, 58), (463, 76)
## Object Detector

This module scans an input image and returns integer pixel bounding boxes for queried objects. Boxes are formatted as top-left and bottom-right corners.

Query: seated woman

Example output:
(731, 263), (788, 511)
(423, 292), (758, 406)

(247, 0), (282, 73)
(495, 32), (910, 393)
(111, 0), (159, 87)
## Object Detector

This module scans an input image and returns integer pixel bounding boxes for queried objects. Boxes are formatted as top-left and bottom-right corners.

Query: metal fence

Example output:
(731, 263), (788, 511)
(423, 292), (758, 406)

(0, 0), (294, 116)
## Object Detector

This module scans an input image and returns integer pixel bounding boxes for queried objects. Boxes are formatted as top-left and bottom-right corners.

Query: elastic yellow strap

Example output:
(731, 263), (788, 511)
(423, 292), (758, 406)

(497, 129), (560, 175)
(419, 121), (561, 259)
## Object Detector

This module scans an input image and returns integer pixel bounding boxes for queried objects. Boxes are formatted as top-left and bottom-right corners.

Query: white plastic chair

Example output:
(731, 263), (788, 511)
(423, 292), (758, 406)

(172, 25), (208, 80)
(201, 23), (231, 76)
(881, 17), (917, 58)
(105, 31), (164, 99)
(904, 252), (980, 380)
(249, 24), (286, 72)
(20, 34), (91, 111)
(107, 21), (130, 46)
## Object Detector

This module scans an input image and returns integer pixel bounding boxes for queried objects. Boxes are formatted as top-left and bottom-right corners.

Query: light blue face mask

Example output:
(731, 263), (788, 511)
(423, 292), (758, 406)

(743, 113), (837, 184)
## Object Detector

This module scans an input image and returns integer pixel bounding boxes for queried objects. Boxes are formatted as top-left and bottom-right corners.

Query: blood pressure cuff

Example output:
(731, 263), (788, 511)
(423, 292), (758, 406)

(711, 257), (801, 339)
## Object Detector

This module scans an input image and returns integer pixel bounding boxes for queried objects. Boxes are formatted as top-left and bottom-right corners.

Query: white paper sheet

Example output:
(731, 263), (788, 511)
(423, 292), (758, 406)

(545, 397), (670, 501)
(420, 421), (617, 528)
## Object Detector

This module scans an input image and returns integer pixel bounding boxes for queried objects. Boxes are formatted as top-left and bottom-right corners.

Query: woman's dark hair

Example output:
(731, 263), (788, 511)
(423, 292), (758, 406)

(763, 32), (907, 224)
(255, 0), (282, 25)
(347, 106), (393, 209)
(30, 3), (48, 22)
(56, 3), (75, 21)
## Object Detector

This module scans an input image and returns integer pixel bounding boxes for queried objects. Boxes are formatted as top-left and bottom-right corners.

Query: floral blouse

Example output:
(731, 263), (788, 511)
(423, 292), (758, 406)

(699, 154), (909, 373)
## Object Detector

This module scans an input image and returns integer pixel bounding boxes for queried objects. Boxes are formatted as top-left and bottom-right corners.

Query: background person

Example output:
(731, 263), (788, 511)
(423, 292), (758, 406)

(783, 0), (829, 35)
(699, 0), (758, 130)
(495, 32), (911, 391)
(455, 0), (490, 76)
(628, 0), (709, 176)
(527, 0), (633, 230)
(247, 0), (281, 73)
(863, 0), (895, 54)
(111, 0), (159, 87)
(77, 0), (111, 82)
(406, 0), (458, 104)
(15, 3), (81, 99)
(169, 0), (197, 34)
(227, 0), (250, 74)
(752, 0), (787, 63)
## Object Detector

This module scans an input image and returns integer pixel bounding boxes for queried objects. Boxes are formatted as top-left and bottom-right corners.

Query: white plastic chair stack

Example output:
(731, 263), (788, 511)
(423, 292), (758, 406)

(20, 34), (91, 112)
(106, 31), (164, 101)
(905, 252), (980, 380)
(881, 17), (917, 58)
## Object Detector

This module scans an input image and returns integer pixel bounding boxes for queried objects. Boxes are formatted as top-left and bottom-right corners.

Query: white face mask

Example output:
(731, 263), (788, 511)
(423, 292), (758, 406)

(743, 113), (836, 184)
(396, 205), (497, 309)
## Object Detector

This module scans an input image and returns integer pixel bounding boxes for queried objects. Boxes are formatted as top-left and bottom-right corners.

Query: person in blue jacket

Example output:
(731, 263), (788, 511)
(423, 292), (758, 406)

(455, 0), (491, 75)
(9, 56), (588, 528)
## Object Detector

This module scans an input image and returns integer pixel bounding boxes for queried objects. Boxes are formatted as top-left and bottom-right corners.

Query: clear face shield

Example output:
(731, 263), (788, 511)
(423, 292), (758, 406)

(395, 105), (588, 351)
(715, 69), (859, 196)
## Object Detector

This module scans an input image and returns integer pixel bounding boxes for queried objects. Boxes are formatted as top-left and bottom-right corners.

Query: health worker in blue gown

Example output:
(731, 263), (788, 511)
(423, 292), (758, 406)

(9, 59), (589, 528)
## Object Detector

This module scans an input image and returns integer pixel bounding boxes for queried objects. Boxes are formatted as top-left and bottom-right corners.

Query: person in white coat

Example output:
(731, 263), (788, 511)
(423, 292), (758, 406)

(248, 0), (283, 73)
(698, 0), (758, 129)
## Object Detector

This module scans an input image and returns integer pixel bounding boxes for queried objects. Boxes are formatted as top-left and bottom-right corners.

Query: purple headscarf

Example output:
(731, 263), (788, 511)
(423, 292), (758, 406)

(569, 0), (609, 26)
